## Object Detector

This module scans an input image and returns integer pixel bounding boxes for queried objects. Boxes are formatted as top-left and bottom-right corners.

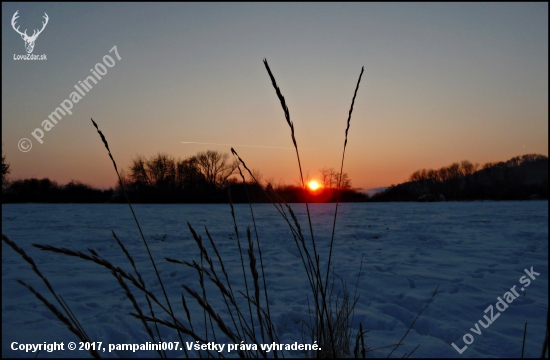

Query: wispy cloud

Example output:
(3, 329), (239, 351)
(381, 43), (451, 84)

(181, 141), (315, 151)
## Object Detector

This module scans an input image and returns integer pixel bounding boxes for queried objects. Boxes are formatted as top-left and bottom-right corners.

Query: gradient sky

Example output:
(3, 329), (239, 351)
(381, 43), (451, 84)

(2, 3), (548, 190)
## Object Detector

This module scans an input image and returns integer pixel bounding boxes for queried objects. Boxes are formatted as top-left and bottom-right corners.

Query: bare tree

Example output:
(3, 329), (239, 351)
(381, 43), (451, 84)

(320, 167), (332, 188)
(129, 153), (177, 188)
(195, 150), (238, 188)
(460, 160), (478, 177)
(2, 145), (10, 190)
(147, 153), (176, 187)
(249, 168), (263, 184)
(319, 167), (339, 188)
(319, 166), (352, 189)
(409, 170), (422, 183)
(130, 154), (153, 186)
(129, 151), (233, 192)
(175, 156), (205, 189)
(265, 176), (275, 191)
(338, 172), (352, 189)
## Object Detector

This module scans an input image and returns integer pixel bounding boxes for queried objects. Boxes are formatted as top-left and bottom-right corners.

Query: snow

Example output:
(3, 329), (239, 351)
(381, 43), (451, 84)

(2, 201), (548, 358)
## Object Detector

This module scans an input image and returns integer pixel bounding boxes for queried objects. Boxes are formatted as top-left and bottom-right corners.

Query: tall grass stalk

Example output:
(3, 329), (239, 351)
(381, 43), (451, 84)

(33, 237), (222, 357)
(233, 165), (277, 351)
(227, 187), (257, 344)
(230, 149), (321, 315)
(111, 230), (166, 357)
(90, 118), (183, 354)
(325, 66), (364, 293)
(204, 226), (246, 342)
(1, 234), (101, 358)
(387, 284), (440, 358)
(231, 148), (327, 350)
(262, 59), (368, 357)
(262, 59), (332, 355)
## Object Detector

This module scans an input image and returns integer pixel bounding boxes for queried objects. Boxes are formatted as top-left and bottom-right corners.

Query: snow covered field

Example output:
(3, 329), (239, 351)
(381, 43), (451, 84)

(2, 201), (548, 358)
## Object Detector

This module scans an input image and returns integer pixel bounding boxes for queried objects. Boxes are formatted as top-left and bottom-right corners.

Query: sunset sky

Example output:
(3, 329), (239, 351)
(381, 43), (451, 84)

(2, 3), (548, 190)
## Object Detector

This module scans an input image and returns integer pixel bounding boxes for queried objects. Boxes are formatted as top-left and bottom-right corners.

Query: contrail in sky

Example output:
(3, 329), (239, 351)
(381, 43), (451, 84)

(181, 141), (315, 150)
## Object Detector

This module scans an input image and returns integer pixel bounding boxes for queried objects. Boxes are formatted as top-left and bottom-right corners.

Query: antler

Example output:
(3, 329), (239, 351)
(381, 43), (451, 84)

(11, 10), (28, 37)
(31, 13), (49, 39)
(11, 11), (48, 40)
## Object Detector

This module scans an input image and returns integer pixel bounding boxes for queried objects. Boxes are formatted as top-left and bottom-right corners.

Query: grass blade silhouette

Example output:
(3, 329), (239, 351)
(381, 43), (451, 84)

(325, 66), (364, 305)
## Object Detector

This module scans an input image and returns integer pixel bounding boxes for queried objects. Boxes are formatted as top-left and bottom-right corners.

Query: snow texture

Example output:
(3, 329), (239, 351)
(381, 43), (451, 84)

(2, 201), (548, 358)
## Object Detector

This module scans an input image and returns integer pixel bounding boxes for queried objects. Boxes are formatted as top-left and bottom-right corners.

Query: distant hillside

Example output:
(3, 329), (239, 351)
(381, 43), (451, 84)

(372, 154), (548, 201)
(358, 187), (389, 197)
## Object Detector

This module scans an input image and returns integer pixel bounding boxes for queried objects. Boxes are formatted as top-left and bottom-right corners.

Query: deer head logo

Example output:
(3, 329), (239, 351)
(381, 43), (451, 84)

(11, 10), (49, 54)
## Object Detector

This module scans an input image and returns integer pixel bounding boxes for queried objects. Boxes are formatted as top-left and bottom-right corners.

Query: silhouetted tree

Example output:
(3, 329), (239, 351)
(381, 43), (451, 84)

(3, 178), (60, 202)
(125, 151), (238, 202)
(130, 153), (177, 188)
(2, 146), (10, 190)
(320, 167), (337, 188)
(195, 150), (238, 189)
(175, 156), (205, 189)
(319, 166), (352, 189)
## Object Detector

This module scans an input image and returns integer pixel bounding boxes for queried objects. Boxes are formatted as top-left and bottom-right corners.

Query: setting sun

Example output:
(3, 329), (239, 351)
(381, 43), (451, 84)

(308, 180), (321, 191)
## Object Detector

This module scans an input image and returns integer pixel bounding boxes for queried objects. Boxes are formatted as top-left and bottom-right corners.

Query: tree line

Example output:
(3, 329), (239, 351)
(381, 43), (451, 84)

(372, 154), (548, 201)
(5, 148), (544, 203)
(117, 150), (365, 203)
(2, 178), (114, 203)
(1, 149), (367, 203)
